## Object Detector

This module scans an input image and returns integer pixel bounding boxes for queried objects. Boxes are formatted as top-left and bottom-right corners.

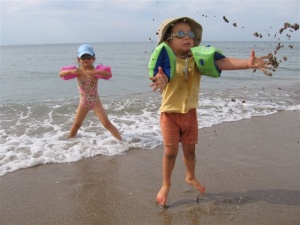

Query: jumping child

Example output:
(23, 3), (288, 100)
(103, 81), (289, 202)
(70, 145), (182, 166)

(59, 44), (122, 141)
(149, 17), (271, 207)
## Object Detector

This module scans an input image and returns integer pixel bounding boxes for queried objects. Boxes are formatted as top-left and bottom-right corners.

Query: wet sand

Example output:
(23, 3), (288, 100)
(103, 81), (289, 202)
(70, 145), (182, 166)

(1, 110), (299, 225)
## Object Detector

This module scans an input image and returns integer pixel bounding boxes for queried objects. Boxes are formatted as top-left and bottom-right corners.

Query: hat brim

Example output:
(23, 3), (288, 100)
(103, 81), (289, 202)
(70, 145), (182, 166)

(78, 51), (95, 57)
(157, 17), (203, 47)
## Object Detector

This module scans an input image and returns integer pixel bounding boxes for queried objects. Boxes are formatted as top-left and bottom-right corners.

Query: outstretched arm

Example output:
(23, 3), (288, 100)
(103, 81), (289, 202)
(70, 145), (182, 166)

(216, 50), (272, 76)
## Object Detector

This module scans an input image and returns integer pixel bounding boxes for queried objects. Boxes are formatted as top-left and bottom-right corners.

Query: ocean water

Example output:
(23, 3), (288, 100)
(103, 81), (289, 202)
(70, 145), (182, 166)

(0, 41), (299, 176)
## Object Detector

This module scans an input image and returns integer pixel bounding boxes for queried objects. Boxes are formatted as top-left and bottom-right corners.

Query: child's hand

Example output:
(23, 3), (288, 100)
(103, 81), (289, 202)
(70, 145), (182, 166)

(248, 50), (272, 76)
(77, 68), (96, 77)
(74, 68), (82, 75)
(149, 67), (168, 93)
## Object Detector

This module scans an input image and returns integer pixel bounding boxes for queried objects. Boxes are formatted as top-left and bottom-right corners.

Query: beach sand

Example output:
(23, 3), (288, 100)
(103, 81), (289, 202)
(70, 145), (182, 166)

(1, 110), (299, 225)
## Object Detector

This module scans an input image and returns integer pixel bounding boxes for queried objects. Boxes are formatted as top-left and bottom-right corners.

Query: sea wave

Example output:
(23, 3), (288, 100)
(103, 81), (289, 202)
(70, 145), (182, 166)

(1, 85), (299, 176)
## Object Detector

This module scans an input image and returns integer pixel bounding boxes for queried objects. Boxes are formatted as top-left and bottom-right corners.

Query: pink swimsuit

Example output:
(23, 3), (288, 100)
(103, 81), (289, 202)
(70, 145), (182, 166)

(78, 76), (100, 110)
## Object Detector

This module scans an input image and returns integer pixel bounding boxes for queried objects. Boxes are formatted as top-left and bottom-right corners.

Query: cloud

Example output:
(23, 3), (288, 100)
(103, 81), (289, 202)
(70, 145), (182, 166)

(1, 0), (299, 45)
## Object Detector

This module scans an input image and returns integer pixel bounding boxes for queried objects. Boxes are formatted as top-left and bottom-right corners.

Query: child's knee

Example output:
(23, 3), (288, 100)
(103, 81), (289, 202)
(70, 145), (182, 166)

(164, 145), (178, 159)
(164, 153), (177, 160)
(183, 144), (196, 158)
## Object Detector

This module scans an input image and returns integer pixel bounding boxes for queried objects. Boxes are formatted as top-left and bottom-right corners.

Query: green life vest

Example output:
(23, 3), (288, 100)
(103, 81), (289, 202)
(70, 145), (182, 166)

(148, 42), (225, 81)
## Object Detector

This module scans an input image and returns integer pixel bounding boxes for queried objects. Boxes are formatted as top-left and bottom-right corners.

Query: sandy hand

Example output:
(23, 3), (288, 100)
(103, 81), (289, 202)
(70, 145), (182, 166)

(249, 50), (273, 76)
(149, 67), (169, 93)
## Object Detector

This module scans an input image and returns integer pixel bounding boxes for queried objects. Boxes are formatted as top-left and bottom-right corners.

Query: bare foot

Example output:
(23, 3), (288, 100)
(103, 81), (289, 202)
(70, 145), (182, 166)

(156, 186), (170, 207)
(185, 177), (206, 194)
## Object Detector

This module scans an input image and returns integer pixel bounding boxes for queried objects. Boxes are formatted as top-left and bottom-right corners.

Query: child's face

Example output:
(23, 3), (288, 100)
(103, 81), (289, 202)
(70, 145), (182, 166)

(167, 22), (194, 57)
(78, 54), (95, 67)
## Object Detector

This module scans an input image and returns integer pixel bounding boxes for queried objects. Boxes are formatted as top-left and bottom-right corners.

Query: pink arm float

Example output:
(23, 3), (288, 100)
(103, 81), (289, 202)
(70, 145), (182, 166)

(60, 66), (77, 80)
(94, 65), (112, 80)
(60, 65), (112, 80)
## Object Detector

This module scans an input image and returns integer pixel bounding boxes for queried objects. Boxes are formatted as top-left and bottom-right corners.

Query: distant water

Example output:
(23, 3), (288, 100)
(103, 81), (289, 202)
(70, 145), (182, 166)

(0, 41), (299, 176)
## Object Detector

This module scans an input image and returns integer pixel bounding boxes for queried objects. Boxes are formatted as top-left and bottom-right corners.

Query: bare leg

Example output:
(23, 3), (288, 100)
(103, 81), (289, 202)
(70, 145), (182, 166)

(93, 101), (122, 141)
(69, 104), (89, 138)
(156, 144), (179, 206)
(182, 143), (205, 194)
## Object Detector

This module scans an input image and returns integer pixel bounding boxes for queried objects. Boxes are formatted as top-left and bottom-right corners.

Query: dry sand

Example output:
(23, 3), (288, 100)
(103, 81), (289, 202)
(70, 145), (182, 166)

(1, 110), (299, 225)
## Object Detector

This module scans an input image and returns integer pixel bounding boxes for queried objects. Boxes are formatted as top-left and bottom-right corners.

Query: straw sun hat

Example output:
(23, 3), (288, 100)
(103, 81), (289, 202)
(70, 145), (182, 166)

(157, 17), (203, 47)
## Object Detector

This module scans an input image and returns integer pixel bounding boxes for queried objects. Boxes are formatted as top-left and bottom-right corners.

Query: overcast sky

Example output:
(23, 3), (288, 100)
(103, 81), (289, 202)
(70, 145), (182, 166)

(1, 0), (299, 45)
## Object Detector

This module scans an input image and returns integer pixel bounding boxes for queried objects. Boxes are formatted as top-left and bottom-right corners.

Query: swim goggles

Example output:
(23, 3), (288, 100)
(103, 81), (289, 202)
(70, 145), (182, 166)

(171, 30), (195, 39)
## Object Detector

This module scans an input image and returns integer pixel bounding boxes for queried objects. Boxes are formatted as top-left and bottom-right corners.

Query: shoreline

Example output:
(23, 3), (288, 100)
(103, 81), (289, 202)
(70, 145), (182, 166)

(1, 110), (299, 225)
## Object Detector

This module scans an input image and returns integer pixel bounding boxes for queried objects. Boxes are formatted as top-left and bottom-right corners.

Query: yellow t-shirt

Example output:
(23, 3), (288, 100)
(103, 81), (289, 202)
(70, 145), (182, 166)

(160, 56), (201, 113)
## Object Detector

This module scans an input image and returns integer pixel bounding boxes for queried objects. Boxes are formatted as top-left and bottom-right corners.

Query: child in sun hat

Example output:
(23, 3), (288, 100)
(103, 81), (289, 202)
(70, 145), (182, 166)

(149, 17), (272, 207)
(59, 44), (122, 140)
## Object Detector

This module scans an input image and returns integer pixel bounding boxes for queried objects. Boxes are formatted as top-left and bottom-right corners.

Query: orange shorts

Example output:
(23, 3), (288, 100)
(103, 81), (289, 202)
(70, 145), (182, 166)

(160, 109), (198, 145)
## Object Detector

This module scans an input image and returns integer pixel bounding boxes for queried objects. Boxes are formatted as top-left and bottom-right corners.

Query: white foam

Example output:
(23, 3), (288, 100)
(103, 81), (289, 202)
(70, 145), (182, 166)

(1, 87), (299, 176)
